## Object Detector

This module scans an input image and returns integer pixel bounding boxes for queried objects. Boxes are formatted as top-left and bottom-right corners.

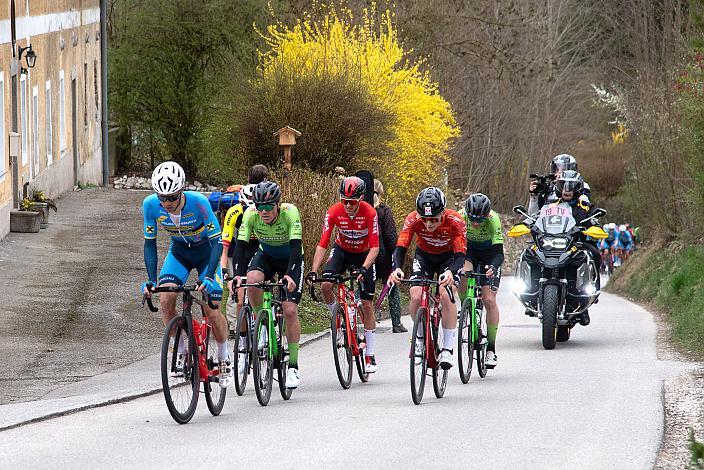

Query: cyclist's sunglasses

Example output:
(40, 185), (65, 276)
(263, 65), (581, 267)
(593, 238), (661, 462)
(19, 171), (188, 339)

(421, 216), (441, 224)
(255, 203), (276, 212)
(341, 198), (361, 206)
(468, 214), (487, 223)
(158, 192), (181, 203)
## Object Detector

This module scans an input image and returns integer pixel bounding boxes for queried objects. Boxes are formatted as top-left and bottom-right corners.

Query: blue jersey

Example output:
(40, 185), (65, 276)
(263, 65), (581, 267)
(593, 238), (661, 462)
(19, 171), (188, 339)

(143, 191), (221, 245)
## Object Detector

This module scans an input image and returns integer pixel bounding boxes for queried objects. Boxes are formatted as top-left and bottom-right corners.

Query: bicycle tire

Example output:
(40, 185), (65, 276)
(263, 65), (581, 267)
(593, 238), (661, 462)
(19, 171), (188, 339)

(476, 305), (488, 378)
(410, 308), (428, 405)
(432, 318), (448, 399)
(204, 322), (226, 416)
(252, 310), (273, 406)
(457, 298), (474, 384)
(331, 306), (353, 389)
(354, 309), (369, 383)
(160, 316), (199, 424)
(233, 306), (252, 396)
(277, 313), (293, 400)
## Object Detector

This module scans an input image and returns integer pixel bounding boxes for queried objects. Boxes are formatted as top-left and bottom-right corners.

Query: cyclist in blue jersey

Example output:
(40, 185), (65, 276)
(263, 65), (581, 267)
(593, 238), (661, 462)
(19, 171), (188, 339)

(141, 161), (233, 388)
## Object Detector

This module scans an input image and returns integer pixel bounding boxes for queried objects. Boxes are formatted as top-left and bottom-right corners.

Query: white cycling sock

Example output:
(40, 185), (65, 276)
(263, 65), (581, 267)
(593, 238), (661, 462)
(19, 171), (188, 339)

(442, 327), (455, 351)
(217, 341), (229, 361)
(327, 301), (338, 315)
(364, 329), (376, 356)
(177, 335), (186, 354)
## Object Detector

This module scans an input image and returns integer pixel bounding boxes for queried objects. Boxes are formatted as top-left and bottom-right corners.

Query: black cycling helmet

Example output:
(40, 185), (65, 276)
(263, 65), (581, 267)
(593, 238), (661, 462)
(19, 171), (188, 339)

(465, 193), (492, 218)
(416, 187), (446, 217)
(555, 170), (584, 197)
(252, 181), (281, 204)
(339, 176), (366, 199)
(550, 153), (578, 175)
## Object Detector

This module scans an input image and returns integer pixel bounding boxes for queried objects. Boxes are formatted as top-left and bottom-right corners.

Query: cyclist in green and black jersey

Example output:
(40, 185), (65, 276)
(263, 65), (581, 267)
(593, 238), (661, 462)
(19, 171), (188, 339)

(458, 193), (504, 368)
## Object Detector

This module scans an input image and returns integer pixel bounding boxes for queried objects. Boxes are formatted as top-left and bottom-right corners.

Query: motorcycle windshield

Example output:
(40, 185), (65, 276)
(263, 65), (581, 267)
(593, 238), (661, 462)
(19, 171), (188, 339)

(535, 203), (577, 234)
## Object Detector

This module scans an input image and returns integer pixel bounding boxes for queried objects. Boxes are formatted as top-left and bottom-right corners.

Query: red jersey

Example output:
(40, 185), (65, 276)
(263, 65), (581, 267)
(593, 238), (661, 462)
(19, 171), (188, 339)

(397, 210), (466, 255)
(318, 201), (380, 253)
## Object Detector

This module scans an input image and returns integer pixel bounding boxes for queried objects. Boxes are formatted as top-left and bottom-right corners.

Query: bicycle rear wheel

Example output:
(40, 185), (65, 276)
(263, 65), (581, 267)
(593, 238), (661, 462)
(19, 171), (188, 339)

(354, 309), (369, 383)
(432, 315), (448, 399)
(457, 298), (474, 384)
(476, 306), (488, 378)
(233, 306), (252, 396)
(160, 316), (199, 424)
(252, 310), (273, 406)
(331, 306), (353, 389)
(410, 309), (428, 405)
(204, 323), (226, 416)
(277, 313), (293, 400)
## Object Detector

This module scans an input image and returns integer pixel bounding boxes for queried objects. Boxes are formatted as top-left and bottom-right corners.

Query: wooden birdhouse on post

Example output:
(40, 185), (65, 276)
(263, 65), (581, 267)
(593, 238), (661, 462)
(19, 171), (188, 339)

(273, 125), (301, 196)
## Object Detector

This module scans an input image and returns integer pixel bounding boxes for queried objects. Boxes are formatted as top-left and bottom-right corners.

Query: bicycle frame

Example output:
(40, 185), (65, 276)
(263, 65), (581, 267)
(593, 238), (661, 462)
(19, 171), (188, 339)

(417, 284), (442, 370)
(336, 280), (364, 356)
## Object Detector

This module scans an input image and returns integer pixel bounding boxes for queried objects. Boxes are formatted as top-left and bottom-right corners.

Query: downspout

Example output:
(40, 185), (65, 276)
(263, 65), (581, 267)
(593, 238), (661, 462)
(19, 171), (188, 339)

(100, 0), (109, 187)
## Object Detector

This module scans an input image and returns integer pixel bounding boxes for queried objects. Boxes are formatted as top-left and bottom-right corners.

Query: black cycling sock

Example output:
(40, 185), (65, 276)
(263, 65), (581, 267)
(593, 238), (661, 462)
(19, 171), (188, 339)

(289, 363), (298, 370)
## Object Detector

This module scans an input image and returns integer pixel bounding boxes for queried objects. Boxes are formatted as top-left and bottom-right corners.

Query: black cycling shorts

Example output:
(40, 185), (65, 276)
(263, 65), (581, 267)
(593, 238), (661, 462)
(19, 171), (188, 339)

(411, 248), (456, 281)
(465, 250), (502, 287)
(247, 250), (304, 304)
(323, 243), (376, 300)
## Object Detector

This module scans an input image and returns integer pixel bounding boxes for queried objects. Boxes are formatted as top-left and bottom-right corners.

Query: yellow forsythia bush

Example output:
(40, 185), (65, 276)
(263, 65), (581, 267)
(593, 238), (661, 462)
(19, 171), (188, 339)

(256, 5), (460, 212)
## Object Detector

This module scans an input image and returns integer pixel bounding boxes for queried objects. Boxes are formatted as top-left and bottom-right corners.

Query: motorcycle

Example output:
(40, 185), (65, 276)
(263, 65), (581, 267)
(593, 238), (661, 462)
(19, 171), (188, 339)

(507, 203), (608, 349)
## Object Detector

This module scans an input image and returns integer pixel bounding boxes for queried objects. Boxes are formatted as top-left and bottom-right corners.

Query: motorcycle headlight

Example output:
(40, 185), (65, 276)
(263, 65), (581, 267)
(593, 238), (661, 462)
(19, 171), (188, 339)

(540, 236), (570, 250)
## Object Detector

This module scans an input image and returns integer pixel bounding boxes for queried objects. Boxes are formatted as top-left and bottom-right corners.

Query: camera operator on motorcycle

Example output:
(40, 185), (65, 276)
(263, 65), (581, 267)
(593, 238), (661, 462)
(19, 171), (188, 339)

(528, 154), (592, 215)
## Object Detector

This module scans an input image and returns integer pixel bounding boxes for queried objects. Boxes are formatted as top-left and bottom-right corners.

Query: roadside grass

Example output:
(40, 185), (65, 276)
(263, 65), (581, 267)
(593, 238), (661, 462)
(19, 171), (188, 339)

(607, 242), (704, 357)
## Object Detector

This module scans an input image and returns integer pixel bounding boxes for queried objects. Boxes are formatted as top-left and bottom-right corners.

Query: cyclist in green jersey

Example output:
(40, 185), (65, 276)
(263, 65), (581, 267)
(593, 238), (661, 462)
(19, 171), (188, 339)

(458, 193), (504, 368)
(229, 181), (304, 389)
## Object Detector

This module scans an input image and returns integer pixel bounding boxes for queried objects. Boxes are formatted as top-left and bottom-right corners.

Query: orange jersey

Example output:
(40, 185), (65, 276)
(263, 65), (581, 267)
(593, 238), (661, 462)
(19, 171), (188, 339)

(397, 210), (467, 255)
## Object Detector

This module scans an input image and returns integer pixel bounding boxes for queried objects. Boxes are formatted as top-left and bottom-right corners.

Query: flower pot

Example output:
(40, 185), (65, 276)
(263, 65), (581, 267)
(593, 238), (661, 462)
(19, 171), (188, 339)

(34, 202), (50, 228)
(10, 210), (41, 233)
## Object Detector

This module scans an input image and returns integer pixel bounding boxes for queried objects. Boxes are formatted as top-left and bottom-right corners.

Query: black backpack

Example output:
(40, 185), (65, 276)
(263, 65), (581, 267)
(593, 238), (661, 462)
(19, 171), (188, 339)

(354, 170), (375, 206)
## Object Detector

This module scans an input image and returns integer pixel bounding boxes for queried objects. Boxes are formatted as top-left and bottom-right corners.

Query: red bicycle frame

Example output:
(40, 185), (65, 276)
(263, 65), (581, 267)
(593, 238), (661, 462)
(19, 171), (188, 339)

(191, 318), (219, 383)
(335, 282), (364, 357)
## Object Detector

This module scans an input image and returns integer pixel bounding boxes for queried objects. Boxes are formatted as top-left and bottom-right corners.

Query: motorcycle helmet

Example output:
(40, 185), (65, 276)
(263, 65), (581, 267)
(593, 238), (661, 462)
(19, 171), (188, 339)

(549, 153), (578, 175)
(151, 161), (186, 195)
(554, 170), (584, 198)
(416, 187), (446, 217)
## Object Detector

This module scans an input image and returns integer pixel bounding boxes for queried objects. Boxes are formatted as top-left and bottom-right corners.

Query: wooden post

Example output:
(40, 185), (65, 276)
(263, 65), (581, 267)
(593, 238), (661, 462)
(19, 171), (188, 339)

(273, 126), (301, 197)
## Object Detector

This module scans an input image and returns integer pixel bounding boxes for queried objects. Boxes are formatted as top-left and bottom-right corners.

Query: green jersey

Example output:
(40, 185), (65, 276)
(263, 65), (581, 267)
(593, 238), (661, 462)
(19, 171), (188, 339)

(237, 203), (303, 259)
(458, 209), (504, 251)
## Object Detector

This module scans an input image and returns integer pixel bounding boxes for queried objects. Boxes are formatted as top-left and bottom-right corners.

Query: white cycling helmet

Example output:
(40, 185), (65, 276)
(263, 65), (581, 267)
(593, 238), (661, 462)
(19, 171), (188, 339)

(151, 161), (186, 195)
(602, 224), (609, 231)
(619, 224), (627, 232)
(240, 184), (255, 206)
(609, 222), (616, 230)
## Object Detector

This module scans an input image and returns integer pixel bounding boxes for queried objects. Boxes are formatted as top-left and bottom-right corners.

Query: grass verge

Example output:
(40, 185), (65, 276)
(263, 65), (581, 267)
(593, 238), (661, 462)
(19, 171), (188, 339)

(607, 241), (704, 358)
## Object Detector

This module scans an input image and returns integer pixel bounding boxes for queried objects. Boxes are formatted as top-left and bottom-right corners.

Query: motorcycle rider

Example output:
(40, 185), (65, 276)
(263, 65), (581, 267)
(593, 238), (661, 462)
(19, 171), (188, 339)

(528, 154), (592, 215)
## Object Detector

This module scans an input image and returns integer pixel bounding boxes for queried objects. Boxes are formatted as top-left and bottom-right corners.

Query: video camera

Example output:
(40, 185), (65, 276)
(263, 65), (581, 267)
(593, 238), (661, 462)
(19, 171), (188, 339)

(529, 173), (556, 197)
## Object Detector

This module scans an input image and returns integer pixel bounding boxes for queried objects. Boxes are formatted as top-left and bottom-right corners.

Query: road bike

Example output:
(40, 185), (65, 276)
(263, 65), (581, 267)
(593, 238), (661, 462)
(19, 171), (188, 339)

(238, 279), (292, 406)
(230, 285), (254, 397)
(399, 278), (455, 405)
(457, 271), (494, 384)
(309, 270), (369, 389)
(143, 283), (226, 424)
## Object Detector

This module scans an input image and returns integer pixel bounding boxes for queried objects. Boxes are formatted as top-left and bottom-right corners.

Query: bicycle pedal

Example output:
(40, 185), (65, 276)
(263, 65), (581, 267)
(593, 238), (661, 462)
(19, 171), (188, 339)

(485, 364), (496, 370)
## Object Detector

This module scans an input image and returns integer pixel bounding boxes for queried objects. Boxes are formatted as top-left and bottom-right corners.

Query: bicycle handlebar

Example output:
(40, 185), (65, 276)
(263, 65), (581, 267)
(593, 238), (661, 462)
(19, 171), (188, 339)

(397, 278), (455, 304)
(307, 270), (361, 303)
(459, 270), (498, 292)
(141, 282), (218, 312)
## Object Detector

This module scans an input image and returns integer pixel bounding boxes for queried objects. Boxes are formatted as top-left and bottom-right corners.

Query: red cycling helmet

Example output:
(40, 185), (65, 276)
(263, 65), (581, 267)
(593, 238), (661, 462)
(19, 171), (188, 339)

(339, 176), (366, 199)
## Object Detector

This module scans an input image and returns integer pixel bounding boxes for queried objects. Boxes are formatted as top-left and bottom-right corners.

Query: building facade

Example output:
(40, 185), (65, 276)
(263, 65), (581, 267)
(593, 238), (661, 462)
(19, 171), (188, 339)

(0, 0), (103, 238)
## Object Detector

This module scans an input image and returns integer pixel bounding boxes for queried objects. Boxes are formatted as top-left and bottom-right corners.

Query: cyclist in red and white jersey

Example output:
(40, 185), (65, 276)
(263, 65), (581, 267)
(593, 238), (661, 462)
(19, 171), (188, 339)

(388, 187), (466, 369)
(308, 176), (380, 372)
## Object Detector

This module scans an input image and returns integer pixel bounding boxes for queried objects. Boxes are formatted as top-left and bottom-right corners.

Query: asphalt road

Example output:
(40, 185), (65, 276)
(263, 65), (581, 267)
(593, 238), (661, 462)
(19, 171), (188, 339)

(0, 287), (682, 469)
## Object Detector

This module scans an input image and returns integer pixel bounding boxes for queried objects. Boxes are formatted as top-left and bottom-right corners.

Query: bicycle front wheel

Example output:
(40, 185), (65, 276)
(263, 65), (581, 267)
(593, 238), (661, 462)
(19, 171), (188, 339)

(476, 306), (488, 378)
(204, 323), (226, 416)
(233, 306), (253, 396)
(277, 313), (292, 400)
(458, 298), (474, 384)
(160, 316), (199, 424)
(252, 310), (273, 406)
(331, 306), (353, 389)
(410, 308), (428, 405)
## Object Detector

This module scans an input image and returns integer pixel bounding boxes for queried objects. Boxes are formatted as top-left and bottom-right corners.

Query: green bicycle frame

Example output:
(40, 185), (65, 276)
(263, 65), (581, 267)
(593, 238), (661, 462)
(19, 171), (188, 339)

(466, 276), (479, 343)
(257, 290), (281, 360)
